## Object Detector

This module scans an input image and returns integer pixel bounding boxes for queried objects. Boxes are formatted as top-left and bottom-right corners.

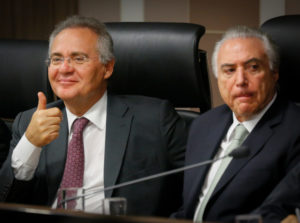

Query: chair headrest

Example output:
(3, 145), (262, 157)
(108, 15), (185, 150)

(0, 39), (53, 119)
(105, 22), (211, 111)
(261, 15), (300, 102)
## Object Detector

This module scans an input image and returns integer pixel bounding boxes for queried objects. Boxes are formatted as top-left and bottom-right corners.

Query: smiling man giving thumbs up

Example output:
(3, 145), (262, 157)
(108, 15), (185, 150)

(0, 15), (187, 217)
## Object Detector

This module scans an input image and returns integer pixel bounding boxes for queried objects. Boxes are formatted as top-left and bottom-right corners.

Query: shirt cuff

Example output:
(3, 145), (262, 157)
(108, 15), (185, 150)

(11, 134), (42, 180)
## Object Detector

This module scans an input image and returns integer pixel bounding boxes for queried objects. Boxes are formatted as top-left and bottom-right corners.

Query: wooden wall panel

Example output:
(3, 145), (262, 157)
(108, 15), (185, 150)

(78, 0), (120, 22)
(144, 0), (189, 22)
(286, 0), (300, 14)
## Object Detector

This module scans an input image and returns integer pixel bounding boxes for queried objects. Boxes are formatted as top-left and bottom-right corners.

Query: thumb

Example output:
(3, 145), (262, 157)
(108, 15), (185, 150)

(37, 92), (47, 110)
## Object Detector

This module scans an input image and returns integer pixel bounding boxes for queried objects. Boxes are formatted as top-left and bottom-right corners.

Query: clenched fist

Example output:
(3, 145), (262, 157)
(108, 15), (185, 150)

(25, 92), (63, 147)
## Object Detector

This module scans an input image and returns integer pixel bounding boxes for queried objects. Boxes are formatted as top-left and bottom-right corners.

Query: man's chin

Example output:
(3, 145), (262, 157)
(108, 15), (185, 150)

(233, 104), (257, 120)
(55, 91), (77, 101)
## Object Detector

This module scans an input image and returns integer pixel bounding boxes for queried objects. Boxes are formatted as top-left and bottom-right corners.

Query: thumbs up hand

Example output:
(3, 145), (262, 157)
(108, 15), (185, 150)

(25, 92), (63, 147)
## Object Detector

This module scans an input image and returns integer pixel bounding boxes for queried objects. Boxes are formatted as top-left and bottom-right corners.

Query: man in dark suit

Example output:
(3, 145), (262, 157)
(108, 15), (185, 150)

(0, 119), (11, 168)
(173, 26), (300, 222)
(0, 15), (186, 217)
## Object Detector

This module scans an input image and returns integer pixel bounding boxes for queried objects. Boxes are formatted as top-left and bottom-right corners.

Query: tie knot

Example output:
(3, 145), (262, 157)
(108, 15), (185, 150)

(233, 124), (248, 141)
(72, 117), (89, 134)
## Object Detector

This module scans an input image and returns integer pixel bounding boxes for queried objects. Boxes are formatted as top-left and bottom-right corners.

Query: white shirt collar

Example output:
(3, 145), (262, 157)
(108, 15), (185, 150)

(66, 91), (107, 133)
(227, 93), (277, 140)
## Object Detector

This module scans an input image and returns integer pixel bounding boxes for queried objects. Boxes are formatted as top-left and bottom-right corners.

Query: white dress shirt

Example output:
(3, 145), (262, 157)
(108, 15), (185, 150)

(11, 91), (108, 213)
(193, 93), (277, 221)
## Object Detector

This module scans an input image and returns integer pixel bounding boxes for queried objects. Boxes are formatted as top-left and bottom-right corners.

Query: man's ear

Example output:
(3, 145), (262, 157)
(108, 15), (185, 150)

(104, 59), (115, 80)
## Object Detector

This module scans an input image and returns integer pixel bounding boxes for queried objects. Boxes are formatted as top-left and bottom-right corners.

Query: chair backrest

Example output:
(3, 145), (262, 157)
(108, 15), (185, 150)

(105, 22), (211, 116)
(0, 39), (54, 128)
(260, 15), (300, 103)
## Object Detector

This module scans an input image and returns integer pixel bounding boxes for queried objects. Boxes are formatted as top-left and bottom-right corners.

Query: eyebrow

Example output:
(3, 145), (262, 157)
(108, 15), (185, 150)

(220, 63), (235, 69)
(50, 52), (62, 57)
(244, 58), (262, 65)
(50, 52), (88, 57)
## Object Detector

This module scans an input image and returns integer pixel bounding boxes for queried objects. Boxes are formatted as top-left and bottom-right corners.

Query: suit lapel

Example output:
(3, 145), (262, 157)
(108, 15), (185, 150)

(186, 106), (233, 212)
(45, 103), (69, 202)
(104, 95), (133, 197)
(211, 96), (283, 198)
(193, 117), (231, 189)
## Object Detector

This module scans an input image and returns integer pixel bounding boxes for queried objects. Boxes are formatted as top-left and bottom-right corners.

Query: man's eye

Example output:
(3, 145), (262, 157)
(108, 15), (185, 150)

(51, 57), (63, 63)
(224, 68), (235, 74)
(73, 56), (86, 63)
(247, 64), (260, 73)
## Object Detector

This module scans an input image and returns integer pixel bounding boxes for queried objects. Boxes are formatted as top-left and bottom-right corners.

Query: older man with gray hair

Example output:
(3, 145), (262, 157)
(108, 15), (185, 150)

(173, 25), (300, 223)
(0, 15), (186, 217)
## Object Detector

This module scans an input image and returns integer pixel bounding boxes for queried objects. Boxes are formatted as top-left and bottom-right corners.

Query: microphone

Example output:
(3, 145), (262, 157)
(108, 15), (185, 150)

(59, 146), (250, 205)
(228, 145), (250, 158)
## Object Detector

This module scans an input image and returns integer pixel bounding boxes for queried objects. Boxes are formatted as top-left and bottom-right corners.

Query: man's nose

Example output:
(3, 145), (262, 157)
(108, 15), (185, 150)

(235, 68), (248, 86)
(59, 58), (74, 72)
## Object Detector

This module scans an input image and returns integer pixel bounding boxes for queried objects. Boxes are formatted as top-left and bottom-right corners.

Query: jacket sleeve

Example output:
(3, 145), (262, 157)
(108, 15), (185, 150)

(253, 162), (300, 222)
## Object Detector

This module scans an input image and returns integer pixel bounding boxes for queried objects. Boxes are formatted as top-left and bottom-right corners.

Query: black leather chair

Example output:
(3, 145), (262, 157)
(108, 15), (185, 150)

(260, 15), (300, 103)
(105, 22), (211, 127)
(0, 39), (54, 129)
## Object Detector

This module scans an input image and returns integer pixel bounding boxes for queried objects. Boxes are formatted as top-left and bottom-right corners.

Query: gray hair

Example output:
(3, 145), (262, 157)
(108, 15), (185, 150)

(49, 15), (114, 64)
(211, 25), (279, 77)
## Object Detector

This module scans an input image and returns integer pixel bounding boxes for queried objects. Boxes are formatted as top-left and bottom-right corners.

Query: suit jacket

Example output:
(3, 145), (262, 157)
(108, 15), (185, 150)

(0, 94), (187, 217)
(173, 95), (300, 222)
(0, 119), (11, 169)
(253, 161), (300, 222)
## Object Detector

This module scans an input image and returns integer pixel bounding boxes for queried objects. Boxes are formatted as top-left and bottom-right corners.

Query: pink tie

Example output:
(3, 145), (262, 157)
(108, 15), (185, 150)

(58, 117), (89, 209)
